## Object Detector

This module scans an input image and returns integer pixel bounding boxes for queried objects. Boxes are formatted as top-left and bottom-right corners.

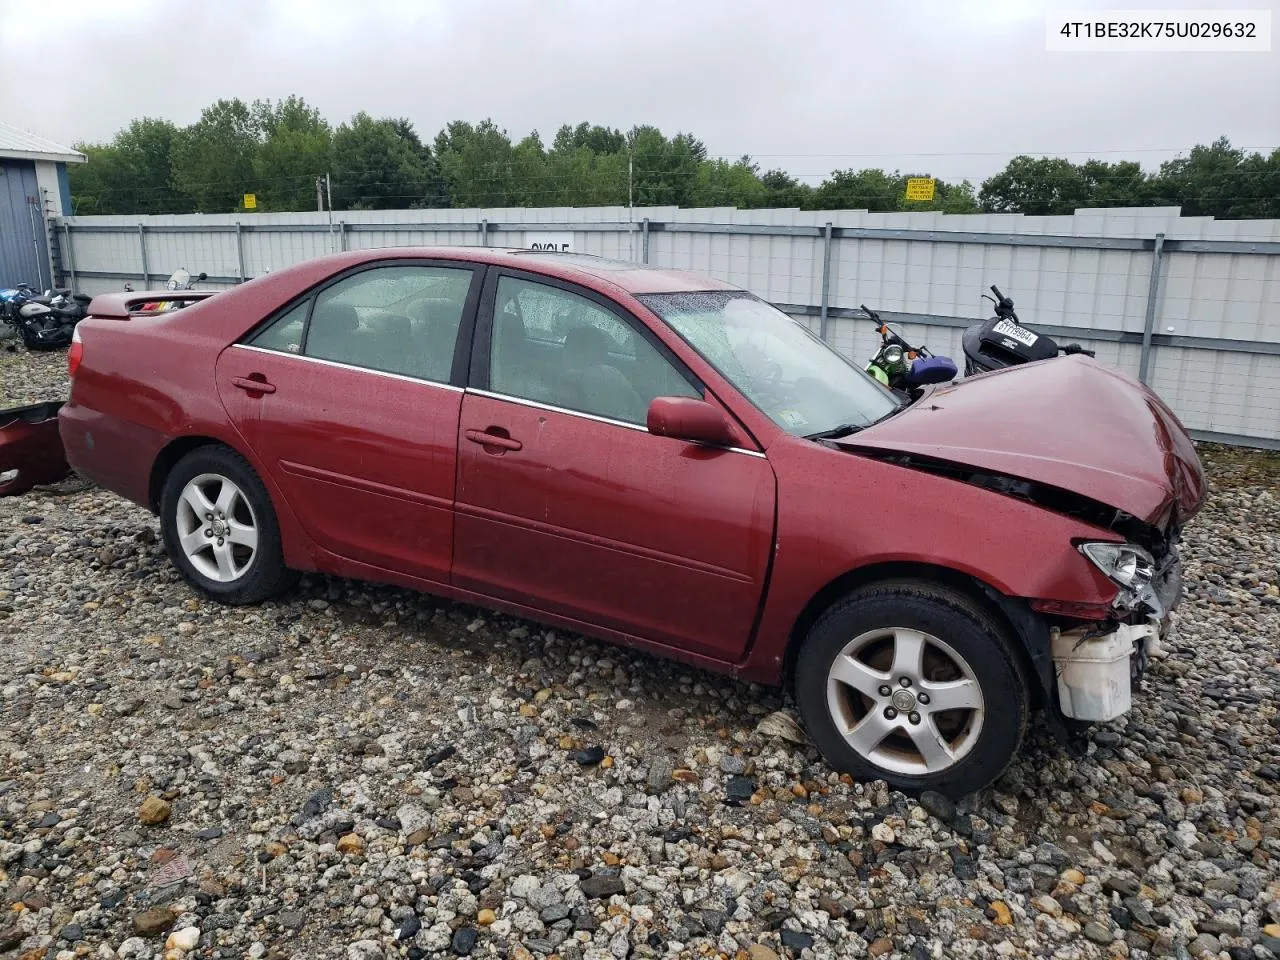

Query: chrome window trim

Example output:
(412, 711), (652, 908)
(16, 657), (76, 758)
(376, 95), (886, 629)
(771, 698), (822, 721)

(230, 343), (465, 393)
(465, 388), (767, 459)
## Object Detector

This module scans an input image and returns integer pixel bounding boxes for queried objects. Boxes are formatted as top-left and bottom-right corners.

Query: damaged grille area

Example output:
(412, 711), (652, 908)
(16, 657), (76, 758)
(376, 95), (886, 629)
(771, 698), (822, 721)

(844, 448), (1150, 535)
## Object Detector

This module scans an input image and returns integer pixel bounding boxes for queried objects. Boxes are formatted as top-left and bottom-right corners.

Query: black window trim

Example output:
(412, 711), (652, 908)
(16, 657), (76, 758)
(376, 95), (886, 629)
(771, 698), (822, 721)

(236, 257), (488, 389)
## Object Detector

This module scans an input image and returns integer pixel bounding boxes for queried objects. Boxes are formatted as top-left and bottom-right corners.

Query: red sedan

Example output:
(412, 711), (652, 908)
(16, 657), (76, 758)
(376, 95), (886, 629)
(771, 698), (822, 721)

(58, 248), (1205, 796)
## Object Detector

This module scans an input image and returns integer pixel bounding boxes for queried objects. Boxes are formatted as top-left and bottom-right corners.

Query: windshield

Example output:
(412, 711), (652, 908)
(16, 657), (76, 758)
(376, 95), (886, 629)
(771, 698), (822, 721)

(639, 291), (900, 437)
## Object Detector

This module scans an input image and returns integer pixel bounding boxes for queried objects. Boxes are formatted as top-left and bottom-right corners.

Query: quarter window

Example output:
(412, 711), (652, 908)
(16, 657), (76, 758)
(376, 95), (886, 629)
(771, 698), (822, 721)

(488, 276), (699, 425)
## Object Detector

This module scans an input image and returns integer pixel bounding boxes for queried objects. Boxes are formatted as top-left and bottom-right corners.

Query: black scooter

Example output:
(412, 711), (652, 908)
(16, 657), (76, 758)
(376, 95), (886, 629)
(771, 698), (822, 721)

(961, 285), (1094, 376)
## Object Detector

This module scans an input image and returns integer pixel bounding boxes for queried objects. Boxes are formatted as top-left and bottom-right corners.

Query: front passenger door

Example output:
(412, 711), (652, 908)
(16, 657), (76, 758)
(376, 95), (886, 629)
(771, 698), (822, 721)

(453, 272), (777, 662)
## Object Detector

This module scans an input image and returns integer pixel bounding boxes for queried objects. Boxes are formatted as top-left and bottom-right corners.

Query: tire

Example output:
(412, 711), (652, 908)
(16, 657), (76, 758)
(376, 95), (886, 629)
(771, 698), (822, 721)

(794, 580), (1028, 799)
(159, 445), (298, 605)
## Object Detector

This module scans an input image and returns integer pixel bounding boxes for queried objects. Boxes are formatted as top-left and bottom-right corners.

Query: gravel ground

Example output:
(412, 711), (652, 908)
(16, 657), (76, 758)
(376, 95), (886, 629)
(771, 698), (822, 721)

(3, 347), (1280, 960)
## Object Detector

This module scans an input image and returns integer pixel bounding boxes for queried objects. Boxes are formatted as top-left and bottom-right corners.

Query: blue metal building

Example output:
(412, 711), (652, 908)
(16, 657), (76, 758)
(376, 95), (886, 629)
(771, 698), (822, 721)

(0, 120), (85, 291)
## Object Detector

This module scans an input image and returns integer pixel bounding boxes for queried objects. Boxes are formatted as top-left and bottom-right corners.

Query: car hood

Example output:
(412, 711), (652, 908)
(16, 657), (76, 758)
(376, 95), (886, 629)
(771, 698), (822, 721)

(839, 355), (1206, 527)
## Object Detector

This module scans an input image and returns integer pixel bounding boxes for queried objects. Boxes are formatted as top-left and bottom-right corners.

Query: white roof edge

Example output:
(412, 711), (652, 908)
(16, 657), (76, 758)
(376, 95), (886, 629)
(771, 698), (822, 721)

(0, 147), (87, 164)
(0, 120), (87, 164)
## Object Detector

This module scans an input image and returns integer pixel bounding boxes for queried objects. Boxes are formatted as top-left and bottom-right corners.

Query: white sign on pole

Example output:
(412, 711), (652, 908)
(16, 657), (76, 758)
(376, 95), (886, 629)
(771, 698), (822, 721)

(524, 231), (574, 253)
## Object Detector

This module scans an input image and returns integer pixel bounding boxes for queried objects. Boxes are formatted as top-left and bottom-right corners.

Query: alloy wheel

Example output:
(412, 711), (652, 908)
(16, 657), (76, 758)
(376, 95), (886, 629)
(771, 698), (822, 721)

(174, 472), (259, 583)
(825, 627), (985, 776)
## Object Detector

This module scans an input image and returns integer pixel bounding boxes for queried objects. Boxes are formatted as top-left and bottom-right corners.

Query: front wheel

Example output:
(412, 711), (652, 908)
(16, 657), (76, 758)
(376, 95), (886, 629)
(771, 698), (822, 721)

(159, 445), (297, 605)
(794, 580), (1028, 799)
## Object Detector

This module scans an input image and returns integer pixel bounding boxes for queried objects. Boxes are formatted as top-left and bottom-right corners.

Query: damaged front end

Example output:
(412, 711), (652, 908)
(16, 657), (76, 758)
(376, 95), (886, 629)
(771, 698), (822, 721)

(1051, 522), (1184, 720)
(1, 400), (72, 496)
(847, 448), (1188, 724)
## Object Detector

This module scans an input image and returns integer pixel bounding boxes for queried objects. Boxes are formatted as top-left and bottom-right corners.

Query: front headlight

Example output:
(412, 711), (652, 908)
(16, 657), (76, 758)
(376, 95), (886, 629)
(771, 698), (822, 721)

(1079, 542), (1155, 590)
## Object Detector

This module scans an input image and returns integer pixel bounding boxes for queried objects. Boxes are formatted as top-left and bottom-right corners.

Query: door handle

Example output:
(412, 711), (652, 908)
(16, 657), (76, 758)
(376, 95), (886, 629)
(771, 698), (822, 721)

(231, 375), (276, 394)
(464, 428), (522, 452)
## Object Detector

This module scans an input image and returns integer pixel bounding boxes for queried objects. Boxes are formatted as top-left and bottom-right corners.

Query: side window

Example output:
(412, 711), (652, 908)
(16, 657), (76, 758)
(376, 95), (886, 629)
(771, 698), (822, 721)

(249, 300), (308, 353)
(489, 276), (700, 426)
(302, 265), (472, 382)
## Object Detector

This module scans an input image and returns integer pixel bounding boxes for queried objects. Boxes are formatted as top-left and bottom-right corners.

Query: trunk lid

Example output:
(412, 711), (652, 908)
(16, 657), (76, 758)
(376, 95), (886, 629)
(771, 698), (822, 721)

(842, 355), (1206, 526)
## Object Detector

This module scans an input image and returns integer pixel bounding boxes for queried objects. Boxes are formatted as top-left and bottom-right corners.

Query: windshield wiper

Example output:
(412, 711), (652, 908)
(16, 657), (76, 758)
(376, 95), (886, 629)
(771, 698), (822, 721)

(804, 423), (864, 441)
(804, 402), (908, 442)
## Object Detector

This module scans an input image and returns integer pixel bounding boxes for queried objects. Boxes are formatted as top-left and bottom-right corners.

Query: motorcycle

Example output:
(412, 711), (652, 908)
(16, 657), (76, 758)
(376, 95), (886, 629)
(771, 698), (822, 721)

(860, 304), (957, 395)
(1, 283), (91, 351)
(131, 269), (209, 313)
(961, 285), (1095, 376)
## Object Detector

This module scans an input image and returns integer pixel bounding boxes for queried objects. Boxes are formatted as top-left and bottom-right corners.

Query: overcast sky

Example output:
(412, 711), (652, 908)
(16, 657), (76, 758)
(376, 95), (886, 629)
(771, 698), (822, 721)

(1, 0), (1275, 184)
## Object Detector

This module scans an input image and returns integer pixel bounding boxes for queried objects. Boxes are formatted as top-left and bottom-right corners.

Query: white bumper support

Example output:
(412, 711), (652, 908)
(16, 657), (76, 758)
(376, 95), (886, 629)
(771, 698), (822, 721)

(1051, 622), (1157, 722)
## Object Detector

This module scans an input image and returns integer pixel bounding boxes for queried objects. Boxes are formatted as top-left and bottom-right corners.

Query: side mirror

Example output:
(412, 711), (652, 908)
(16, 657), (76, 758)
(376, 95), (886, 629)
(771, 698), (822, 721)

(197, 272), (208, 281)
(647, 396), (737, 448)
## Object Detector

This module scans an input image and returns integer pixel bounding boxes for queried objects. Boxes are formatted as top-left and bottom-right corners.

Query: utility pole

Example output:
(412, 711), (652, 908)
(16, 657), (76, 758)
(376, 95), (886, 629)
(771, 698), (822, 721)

(316, 177), (325, 213)
(326, 172), (335, 253)
(628, 142), (635, 262)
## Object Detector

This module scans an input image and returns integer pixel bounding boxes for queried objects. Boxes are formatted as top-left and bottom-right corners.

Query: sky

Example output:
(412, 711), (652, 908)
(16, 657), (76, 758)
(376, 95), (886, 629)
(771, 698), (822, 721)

(0, 0), (1276, 185)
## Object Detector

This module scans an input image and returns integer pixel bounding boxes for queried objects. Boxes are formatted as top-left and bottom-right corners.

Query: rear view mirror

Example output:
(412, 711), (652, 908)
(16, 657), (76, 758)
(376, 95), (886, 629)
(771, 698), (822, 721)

(647, 397), (737, 448)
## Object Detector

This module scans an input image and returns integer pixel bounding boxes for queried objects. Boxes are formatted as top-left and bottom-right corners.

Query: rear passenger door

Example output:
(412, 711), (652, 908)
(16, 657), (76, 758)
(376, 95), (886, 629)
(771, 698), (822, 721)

(215, 261), (482, 585)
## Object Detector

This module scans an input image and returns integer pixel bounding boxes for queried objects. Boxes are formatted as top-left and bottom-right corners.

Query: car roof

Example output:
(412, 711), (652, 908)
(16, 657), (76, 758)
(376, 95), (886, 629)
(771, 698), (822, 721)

(312, 246), (742, 296)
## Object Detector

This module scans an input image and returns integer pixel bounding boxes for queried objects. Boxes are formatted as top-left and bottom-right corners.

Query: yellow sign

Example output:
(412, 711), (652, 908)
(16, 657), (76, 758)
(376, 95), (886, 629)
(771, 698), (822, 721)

(904, 178), (936, 202)
(243, 193), (257, 209)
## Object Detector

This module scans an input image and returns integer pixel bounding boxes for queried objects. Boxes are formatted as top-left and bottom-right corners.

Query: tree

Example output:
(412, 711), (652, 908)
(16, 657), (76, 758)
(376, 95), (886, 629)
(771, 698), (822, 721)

(253, 96), (333, 211)
(434, 120), (522, 207)
(979, 156), (1148, 215)
(690, 157), (767, 208)
(170, 98), (263, 213)
(1149, 137), (1280, 219)
(552, 122), (626, 156)
(810, 168), (903, 211)
(68, 118), (185, 215)
(332, 113), (440, 209)
(628, 126), (709, 206)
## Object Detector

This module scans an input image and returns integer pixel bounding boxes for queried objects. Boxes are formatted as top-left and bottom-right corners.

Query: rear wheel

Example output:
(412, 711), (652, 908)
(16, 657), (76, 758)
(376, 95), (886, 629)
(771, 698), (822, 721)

(794, 580), (1028, 798)
(159, 446), (297, 605)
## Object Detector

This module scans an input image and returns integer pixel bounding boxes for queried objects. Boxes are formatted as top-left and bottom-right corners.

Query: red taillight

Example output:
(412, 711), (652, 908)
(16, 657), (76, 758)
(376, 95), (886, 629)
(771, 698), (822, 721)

(67, 329), (84, 377)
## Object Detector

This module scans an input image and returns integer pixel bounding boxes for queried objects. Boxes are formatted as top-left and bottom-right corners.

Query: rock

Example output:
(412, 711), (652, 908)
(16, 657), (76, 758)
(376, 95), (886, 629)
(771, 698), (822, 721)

(1103, 874), (1140, 898)
(397, 915), (421, 940)
(1031, 894), (1062, 917)
(989, 902), (1013, 926)
(569, 745), (605, 765)
(451, 927), (478, 955)
(580, 874), (625, 899)
(58, 924), (82, 942)
(1188, 933), (1220, 957)
(647, 756), (674, 792)
(279, 911), (305, 931)
(1083, 922), (1112, 944)
(347, 941), (382, 960)
(165, 928), (200, 952)
(725, 775), (755, 803)
(755, 710), (809, 744)
(134, 908), (175, 937)
(919, 790), (956, 823)
(868, 938), (894, 957)
(195, 827), (222, 840)
(138, 796), (171, 825)
(477, 909), (496, 926)
(718, 754), (748, 775)
(780, 929), (815, 951)
(747, 947), (780, 960)
(871, 822), (896, 844)
(337, 833), (364, 854)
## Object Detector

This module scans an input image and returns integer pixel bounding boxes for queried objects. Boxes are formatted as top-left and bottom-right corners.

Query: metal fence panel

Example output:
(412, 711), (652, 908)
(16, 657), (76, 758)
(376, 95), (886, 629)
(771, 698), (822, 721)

(56, 204), (1280, 447)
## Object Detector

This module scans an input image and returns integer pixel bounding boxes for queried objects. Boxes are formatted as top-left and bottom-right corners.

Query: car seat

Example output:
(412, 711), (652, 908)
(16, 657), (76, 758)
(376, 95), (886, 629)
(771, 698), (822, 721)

(562, 324), (646, 423)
